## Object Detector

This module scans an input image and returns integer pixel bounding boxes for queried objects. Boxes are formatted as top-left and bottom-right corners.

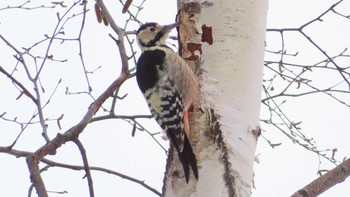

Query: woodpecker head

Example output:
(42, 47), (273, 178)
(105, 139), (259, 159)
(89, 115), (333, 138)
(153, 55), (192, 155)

(136, 22), (179, 50)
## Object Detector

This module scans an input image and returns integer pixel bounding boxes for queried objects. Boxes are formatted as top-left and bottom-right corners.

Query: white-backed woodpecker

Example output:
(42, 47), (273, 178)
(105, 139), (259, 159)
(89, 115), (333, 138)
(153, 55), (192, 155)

(135, 22), (199, 183)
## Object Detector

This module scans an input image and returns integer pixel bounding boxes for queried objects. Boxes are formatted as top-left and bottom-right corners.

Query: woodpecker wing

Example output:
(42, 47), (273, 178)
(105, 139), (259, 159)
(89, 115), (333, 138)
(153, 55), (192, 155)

(136, 49), (185, 151)
(163, 48), (198, 110)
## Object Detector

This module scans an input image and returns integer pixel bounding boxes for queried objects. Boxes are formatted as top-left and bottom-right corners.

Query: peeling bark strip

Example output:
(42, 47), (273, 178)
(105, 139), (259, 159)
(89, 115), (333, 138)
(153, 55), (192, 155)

(201, 25), (213, 45)
(176, 2), (202, 62)
(186, 43), (202, 60)
(207, 109), (236, 197)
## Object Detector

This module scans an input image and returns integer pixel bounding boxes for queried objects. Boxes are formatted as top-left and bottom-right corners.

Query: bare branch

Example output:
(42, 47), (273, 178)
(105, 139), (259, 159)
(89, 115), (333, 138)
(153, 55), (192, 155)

(0, 1), (55, 11)
(73, 138), (94, 197)
(299, 30), (350, 89)
(34, 1), (82, 80)
(96, 0), (130, 75)
(26, 1), (132, 194)
(261, 86), (338, 164)
(78, 1), (93, 92)
(27, 155), (48, 197)
(299, 0), (343, 29)
(0, 146), (161, 196)
(291, 157), (350, 197)
(266, 0), (350, 89)
(0, 66), (37, 104)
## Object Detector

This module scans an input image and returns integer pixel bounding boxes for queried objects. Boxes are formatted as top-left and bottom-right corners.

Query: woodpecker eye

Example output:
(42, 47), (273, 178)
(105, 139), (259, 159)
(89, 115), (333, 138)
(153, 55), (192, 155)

(149, 27), (156, 32)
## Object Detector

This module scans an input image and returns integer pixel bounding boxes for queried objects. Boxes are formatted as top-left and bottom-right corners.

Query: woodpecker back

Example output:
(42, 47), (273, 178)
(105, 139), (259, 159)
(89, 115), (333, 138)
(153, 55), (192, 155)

(135, 22), (198, 183)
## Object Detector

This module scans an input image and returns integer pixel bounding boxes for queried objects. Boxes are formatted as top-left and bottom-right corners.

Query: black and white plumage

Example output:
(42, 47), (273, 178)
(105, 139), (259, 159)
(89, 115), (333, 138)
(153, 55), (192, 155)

(135, 22), (198, 183)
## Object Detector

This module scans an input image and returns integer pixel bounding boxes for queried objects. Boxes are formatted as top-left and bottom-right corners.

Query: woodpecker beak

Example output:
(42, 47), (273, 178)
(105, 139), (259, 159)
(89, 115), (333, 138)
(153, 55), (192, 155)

(162, 22), (180, 33)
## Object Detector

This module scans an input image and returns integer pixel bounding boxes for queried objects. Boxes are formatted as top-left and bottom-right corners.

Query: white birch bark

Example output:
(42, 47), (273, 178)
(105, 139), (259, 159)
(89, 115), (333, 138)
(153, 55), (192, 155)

(163, 0), (268, 196)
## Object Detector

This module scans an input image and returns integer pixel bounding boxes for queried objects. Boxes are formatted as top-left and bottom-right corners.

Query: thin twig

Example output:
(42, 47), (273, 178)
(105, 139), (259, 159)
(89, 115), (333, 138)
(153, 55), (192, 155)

(266, 0), (350, 89)
(77, 1), (93, 92)
(73, 138), (94, 197)
(0, 66), (37, 104)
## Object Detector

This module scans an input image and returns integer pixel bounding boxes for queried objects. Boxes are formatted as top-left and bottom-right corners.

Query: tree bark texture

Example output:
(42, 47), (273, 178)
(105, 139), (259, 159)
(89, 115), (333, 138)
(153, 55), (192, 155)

(163, 0), (268, 196)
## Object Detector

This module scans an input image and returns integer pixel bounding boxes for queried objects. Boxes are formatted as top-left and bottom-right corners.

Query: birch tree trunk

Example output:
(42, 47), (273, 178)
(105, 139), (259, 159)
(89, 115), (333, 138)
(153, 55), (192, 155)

(163, 0), (268, 196)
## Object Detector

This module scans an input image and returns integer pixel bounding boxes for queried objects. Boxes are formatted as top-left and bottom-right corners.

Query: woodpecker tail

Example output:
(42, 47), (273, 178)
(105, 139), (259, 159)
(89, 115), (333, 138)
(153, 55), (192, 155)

(168, 131), (198, 183)
(180, 134), (199, 183)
